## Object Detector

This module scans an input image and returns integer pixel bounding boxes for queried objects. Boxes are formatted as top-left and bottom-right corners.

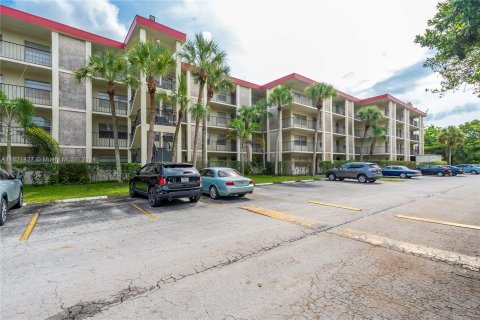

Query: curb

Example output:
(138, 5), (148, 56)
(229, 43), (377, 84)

(255, 182), (274, 186)
(55, 196), (108, 203)
(255, 179), (321, 186)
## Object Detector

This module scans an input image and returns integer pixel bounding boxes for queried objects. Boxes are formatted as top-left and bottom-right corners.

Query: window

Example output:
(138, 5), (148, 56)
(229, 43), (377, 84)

(294, 135), (307, 146)
(99, 123), (127, 139)
(217, 134), (226, 145)
(24, 79), (51, 104)
(201, 169), (214, 177)
(33, 116), (51, 132)
(349, 164), (364, 169)
(218, 169), (241, 177)
(24, 41), (50, 66)
(163, 133), (173, 143)
(97, 92), (127, 102)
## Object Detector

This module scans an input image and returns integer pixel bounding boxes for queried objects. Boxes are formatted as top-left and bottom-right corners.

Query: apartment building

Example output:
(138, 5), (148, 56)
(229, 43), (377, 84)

(0, 5), (426, 168)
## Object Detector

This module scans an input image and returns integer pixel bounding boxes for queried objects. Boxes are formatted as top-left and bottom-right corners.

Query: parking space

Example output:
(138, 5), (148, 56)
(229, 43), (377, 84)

(1, 174), (479, 319)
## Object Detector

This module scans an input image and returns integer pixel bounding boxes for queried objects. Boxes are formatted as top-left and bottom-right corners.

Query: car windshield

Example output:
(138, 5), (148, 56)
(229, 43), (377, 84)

(217, 169), (242, 177)
(369, 164), (381, 170)
(163, 165), (198, 176)
(398, 166), (410, 170)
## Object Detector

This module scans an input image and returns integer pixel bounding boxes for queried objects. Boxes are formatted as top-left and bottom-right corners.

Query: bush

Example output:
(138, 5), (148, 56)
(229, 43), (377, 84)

(58, 163), (91, 184)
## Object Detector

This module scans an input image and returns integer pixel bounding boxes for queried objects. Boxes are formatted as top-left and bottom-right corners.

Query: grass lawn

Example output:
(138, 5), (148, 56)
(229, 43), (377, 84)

(24, 182), (128, 203)
(379, 177), (406, 182)
(247, 175), (317, 184)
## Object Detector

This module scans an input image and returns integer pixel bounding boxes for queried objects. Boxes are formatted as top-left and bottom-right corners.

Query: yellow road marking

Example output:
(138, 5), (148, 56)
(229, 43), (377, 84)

(308, 200), (362, 212)
(131, 204), (157, 220)
(20, 211), (40, 241)
(395, 214), (480, 230)
(239, 205), (319, 227)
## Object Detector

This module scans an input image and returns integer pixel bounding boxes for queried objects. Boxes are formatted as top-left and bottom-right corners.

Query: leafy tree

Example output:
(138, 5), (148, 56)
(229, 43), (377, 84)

(190, 102), (209, 167)
(179, 33), (227, 166)
(127, 41), (176, 163)
(424, 124), (446, 157)
(268, 85), (293, 175)
(356, 105), (382, 161)
(23, 126), (59, 159)
(170, 74), (190, 162)
(366, 125), (388, 161)
(75, 50), (135, 183)
(415, 0), (480, 96)
(454, 120), (480, 163)
(438, 125), (465, 165)
(304, 82), (336, 174)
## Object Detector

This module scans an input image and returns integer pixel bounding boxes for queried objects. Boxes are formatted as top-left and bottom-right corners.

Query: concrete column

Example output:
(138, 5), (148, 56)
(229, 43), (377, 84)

(351, 101), (356, 160)
(236, 84), (241, 161)
(419, 116), (424, 154)
(266, 89), (271, 161)
(327, 97), (333, 161)
(186, 71), (192, 161)
(344, 99), (349, 159)
(175, 41), (182, 162)
(127, 85), (132, 162)
(51, 31), (60, 142)
(139, 28), (148, 164)
(85, 41), (92, 162)
(389, 102), (395, 160)
(321, 101), (326, 161)
(404, 109), (409, 159)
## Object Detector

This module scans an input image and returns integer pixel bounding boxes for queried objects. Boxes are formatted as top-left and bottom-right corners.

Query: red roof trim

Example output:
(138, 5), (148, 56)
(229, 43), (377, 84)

(357, 94), (427, 116)
(230, 76), (261, 90)
(1, 5), (124, 48)
(125, 16), (186, 44)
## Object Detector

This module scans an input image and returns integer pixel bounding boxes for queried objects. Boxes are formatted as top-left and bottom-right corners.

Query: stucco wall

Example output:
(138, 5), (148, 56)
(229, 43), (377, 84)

(59, 110), (86, 146)
(59, 35), (86, 71)
(59, 72), (85, 110)
(60, 147), (86, 158)
(239, 87), (250, 106)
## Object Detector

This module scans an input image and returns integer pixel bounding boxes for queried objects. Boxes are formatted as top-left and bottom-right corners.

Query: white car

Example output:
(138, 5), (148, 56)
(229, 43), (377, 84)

(0, 168), (23, 226)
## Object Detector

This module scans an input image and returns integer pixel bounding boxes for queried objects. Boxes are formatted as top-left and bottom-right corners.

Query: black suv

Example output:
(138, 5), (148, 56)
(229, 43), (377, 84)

(129, 162), (202, 207)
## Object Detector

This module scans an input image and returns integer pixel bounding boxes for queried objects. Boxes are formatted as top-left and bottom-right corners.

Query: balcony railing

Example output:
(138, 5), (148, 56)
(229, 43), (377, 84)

(155, 76), (176, 91)
(212, 92), (236, 105)
(355, 146), (390, 154)
(130, 110), (141, 144)
(397, 147), (405, 154)
(333, 126), (346, 134)
(333, 146), (346, 153)
(0, 40), (52, 67)
(92, 132), (128, 148)
(252, 143), (263, 153)
(396, 116), (404, 122)
(282, 117), (318, 130)
(293, 93), (315, 107)
(0, 127), (28, 144)
(92, 97), (128, 115)
(154, 146), (172, 162)
(208, 140), (237, 152)
(410, 148), (419, 155)
(208, 116), (230, 128)
(0, 83), (51, 106)
(333, 105), (345, 115)
(154, 109), (177, 126)
(396, 132), (404, 138)
(282, 141), (322, 152)
(410, 134), (419, 141)
(410, 119), (419, 127)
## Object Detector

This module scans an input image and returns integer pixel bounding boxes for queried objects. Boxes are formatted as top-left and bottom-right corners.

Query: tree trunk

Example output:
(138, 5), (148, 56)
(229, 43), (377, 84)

(202, 95), (212, 168)
(448, 146), (452, 165)
(312, 104), (321, 176)
(274, 106), (282, 175)
(108, 90), (122, 183)
(241, 141), (245, 175)
(359, 125), (369, 161)
(192, 81), (205, 167)
(171, 109), (184, 162)
(6, 124), (12, 174)
(147, 77), (157, 163)
(367, 137), (376, 162)
(262, 132), (266, 170)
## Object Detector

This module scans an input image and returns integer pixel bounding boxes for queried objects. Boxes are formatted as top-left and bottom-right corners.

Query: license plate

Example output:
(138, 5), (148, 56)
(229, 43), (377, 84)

(181, 177), (189, 182)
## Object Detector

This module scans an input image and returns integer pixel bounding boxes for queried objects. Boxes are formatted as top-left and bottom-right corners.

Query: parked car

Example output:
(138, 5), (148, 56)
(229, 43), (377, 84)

(381, 166), (421, 179)
(456, 164), (480, 175)
(416, 165), (452, 176)
(0, 168), (23, 226)
(129, 162), (202, 207)
(200, 167), (254, 199)
(444, 165), (463, 176)
(326, 162), (383, 183)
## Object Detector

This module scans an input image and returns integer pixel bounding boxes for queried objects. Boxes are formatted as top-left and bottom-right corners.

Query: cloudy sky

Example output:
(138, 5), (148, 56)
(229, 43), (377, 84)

(5, 0), (480, 127)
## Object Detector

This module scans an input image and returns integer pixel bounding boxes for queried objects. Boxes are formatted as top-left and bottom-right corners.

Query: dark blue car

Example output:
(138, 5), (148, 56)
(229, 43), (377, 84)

(381, 166), (421, 179)
(444, 165), (463, 176)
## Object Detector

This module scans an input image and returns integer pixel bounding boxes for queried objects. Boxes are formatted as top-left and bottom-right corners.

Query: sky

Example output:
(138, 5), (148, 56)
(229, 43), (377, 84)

(5, 0), (480, 127)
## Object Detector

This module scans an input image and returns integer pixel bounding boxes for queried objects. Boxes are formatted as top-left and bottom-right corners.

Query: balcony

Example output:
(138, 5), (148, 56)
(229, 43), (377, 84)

(282, 141), (322, 152)
(410, 119), (419, 127)
(292, 93), (315, 107)
(333, 146), (346, 153)
(154, 109), (176, 126)
(332, 105), (345, 116)
(92, 132), (128, 148)
(333, 126), (346, 134)
(282, 117), (318, 130)
(130, 110), (141, 144)
(92, 97), (128, 115)
(0, 83), (51, 106)
(208, 140), (237, 152)
(212, 92), (236, 105)
(155, 76), (176, 91)
(397, 147), (405, 154)
(0, 127), (28, 144)
(410, 148), (419, 155)
(252, 143), (263, 153)
(208, 116), (230, 128)
(410, 134), (419, 141)
(396, 115), (404, 122)
(382, 110), (389, 118)
(396, 132), (404, 138)
(355, 146), (390, 154)
(0, 40), (51, 67)
(154, 147), (172, 162)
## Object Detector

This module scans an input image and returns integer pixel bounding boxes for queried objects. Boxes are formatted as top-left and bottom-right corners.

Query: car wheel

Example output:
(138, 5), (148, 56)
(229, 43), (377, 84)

(471, 170), (478, 175)
(189, 194), (200, 202)
(357, 174), (367, 183)
(148, 187), (161, 207)
(368, 180), (376, 183)
(399, 173), (407, 179)
(452, 173), (457, 176)
(328, 173), (336, 181)
(338, 178), (344, 181)
(129, 182), (137, 198)
(437, 171), (445, 177)
(238, 193), (246, 197)
(13, 188), (23, 209)
(209, 186), (219, 200)
(0, 197), (7, 226)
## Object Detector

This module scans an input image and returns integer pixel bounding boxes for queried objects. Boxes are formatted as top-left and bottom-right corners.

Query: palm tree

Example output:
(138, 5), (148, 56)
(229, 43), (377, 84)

(366, 125), (388, 161)
(127, 41), (176, 163)
(356, 105), (382, 161)
(170, 74), (189, 162)
(179, 33), (227, 166)
(304, 82), (337, 175)
(237, 104), (258, 165)
(204, 63), (235, 167)
(0, 91), (35, 174)
(75, 50), (133, 183)
(438, 126), (465, 165)
(268, 85), (293, 175)
(252, 98), (270, 170)
(190, 102), (209, 167)
(227, 117), (259, 175)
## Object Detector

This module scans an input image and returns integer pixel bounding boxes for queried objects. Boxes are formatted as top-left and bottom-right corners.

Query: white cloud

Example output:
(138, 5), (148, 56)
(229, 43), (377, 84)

(11, 0), (127, 41)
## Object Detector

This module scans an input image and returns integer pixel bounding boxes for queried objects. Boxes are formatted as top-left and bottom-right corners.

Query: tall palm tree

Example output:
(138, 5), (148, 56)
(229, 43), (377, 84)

(367, 125), (388, 161)
(252, 98), (270, 170)
(179, 33), (227, 166)
(0, 91), (35, 174)
(304, 82), (337, 175)
(268, 85), (293, 175)
(75, 50), (133, 183)
(190, 102), (209, 167)
(204, 63), (235, 167)
(170, 74), (189, 162)
(237, 104), (258, 164)
(356, 105), (382, 161)
(127, 41), (176, 163)
(227, 117), (259, 175)
(438, 126), (465, 165)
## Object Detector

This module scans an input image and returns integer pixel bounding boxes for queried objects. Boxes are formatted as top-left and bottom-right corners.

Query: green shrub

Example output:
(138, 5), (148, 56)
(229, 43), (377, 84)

(58, 163), (91, 184)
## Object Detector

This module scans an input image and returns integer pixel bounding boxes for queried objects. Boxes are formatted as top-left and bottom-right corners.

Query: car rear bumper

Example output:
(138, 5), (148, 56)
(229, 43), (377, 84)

(156, 187), (201, 200)
(220, 185), (254, 196)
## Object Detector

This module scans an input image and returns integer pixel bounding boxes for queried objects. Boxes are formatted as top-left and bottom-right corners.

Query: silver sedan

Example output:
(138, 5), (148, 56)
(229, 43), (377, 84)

(0, 168), (23, 226)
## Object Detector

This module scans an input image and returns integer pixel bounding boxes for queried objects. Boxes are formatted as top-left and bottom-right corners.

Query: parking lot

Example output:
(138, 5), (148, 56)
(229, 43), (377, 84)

(1, 175), (479, 320)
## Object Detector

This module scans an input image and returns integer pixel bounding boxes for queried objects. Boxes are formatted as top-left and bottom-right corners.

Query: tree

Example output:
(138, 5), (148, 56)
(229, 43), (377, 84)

(75, 50), (133, 183)
(304, 82), (337, 175)
(190, 102), (209, 167)
(170, 74), (189, 162)
(23, 126), (59, 159)
(227, 117), (259, 175)
(424, 124), (446, 157)
(366, 125), (388, 161)
(204, 63), (235, 167)
(236, 105), (259, 168)
(179, 33), (227, 166)
(454, 120), (480, 164)
(438, 126), (465, 165)
(252, 98), (270, 170)
(356, 105), (382, 161)
(415, 0), (480, 97)
(127, 41), (176, 163)
(268, 85), (293, 175)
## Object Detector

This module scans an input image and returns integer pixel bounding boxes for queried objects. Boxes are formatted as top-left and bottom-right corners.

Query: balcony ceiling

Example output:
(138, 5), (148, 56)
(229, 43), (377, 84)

(2, 16), (51, 41)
